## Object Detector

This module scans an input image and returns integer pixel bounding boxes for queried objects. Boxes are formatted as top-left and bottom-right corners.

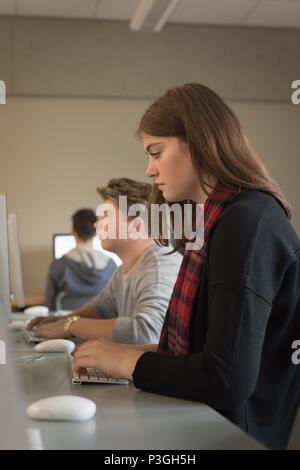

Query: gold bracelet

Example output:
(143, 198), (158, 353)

(64, 315), (80, 339)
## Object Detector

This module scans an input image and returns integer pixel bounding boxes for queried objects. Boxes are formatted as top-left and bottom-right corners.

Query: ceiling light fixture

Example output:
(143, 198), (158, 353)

(130, 0), (181, 32)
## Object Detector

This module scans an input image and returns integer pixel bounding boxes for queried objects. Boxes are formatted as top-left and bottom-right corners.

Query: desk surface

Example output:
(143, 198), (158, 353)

(9, 332), (266, 450)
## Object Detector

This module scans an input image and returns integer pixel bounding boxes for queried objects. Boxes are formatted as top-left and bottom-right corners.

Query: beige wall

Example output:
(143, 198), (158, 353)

(0, 96), (299, 291)
(0, 97), (150, 290)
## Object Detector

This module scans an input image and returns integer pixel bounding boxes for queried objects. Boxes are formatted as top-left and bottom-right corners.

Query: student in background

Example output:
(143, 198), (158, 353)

(28, 178), (182, 344)
(44, 208), (116, 310)
(72, 83), (300, 450)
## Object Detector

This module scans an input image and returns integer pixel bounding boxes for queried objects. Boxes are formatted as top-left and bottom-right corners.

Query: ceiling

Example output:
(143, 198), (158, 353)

(0, 0), (300, 30)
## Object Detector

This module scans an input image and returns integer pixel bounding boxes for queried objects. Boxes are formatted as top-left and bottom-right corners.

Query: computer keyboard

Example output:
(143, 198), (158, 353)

(21, 328), (47, 343)
(68, 354), (129, 385)
(11, 312), (28, 321)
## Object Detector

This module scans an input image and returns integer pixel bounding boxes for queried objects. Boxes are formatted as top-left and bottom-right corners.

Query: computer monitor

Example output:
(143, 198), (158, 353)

(8, 214), (25, 309)
(53, 233), (122, 266)
(0, 194), (12, 324)
(53, 233), (76, 259)
(0, 196), (40, 449)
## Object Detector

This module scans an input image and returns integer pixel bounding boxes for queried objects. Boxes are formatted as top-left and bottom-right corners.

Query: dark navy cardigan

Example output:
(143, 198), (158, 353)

(133, 188), (300, 450)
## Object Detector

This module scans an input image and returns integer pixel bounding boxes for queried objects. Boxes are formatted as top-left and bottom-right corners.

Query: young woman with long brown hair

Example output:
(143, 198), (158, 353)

(73, 83), (300, 450)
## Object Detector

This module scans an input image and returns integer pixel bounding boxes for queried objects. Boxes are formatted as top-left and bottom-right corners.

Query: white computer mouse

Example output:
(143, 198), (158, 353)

(35, 339), (75, 353)
(26, 395), (96, 421)
(24, 306), (49, 317)
(8, 320), (27, 331)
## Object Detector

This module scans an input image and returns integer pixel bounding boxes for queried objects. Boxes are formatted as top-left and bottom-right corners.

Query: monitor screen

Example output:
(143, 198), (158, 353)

(53, 234), (122, 266)
(53, 234), (76, 259)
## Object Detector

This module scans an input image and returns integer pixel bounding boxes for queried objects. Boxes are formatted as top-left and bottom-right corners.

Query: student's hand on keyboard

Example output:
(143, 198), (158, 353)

(72, 339), (144, 383)
(34, 319), (67, 339)
(26, 315), (62, 331)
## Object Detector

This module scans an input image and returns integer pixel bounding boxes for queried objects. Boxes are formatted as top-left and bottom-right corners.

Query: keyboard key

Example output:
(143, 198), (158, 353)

(69, 355), (129, 385)
(80, 375), (90, 381)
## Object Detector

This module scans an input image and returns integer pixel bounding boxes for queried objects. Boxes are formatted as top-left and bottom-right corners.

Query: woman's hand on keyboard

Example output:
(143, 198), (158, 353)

(72, 339), (144, 382)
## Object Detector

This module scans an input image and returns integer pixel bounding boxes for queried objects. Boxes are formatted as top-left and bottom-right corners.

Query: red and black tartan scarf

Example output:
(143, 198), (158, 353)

(157, 179), (234, 356)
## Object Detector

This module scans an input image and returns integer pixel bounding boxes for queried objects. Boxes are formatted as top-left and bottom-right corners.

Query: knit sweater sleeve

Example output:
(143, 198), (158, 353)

(132, 282), (271, 409)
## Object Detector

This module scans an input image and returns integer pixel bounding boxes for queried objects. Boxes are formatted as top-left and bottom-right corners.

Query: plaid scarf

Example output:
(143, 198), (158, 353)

(157, 180), (234, 356)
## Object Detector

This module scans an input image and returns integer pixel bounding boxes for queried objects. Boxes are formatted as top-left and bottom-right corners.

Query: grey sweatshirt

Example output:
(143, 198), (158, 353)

(88, 244), (183, 344)
(44, 246), (116, 310)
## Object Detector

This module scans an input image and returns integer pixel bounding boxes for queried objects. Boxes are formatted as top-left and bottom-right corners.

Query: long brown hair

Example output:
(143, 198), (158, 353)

(137, 83), (292, 252)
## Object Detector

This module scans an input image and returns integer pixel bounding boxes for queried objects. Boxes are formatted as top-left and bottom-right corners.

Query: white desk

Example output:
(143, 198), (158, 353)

(9, 331), (266, 450)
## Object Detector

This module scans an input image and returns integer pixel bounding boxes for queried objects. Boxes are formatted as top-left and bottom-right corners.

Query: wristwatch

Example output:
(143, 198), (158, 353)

(64, 315), (80, 339)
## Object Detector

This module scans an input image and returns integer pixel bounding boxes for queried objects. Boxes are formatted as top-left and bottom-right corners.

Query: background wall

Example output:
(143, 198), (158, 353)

(0, 17), (299, 292)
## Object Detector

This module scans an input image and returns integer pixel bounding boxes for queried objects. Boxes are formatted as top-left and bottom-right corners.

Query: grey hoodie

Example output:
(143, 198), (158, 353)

(44, 246), (117, 310)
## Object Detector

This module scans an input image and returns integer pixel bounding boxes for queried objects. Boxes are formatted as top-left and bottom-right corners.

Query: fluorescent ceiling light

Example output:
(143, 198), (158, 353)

(130, 0), (181, 32)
